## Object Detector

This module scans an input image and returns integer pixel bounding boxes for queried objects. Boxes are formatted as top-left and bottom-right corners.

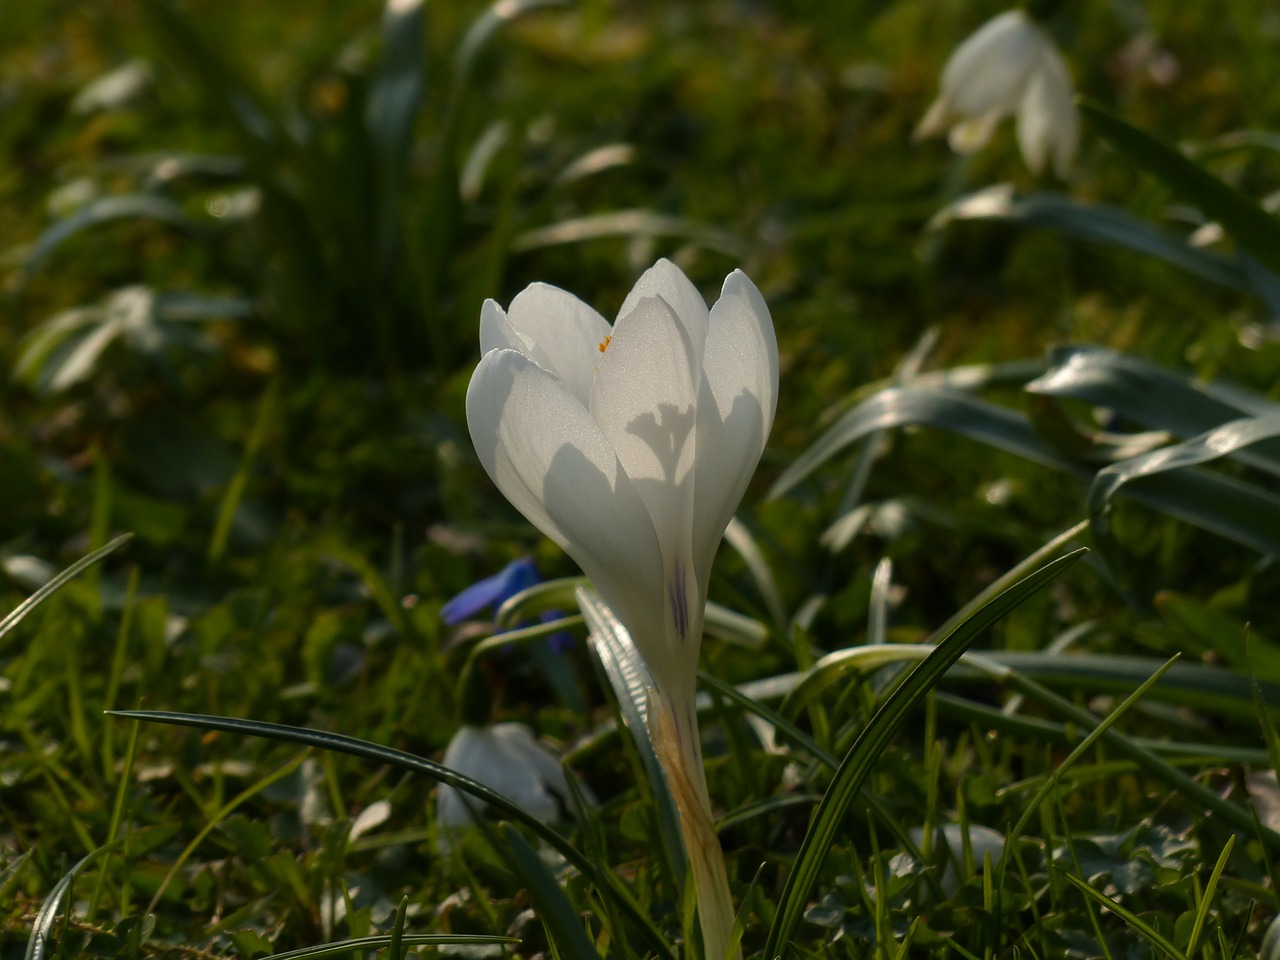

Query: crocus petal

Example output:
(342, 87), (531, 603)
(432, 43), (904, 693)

(690, 271), (779, 586)
(591, 296), (700, 501)
(1017, 43), (1078, 178)
(590, 296), (702, 677)
(617, 258), (710, 368)
(466, 347), (667, 652)
(481, 284), (612, 407)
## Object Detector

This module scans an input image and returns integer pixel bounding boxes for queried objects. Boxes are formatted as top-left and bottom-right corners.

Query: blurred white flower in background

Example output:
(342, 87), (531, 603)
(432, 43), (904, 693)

(436, 722), (577, 850)
(915, 9), (1078, 178)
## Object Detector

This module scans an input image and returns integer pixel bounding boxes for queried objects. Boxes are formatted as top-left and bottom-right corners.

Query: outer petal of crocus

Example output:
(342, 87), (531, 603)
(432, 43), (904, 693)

(690, 270), (779, 585)
(481, 284), (612, 407)
(617, 259), (710, 368)
(592, 296), (700, 493)
(466, 347), (667, 651)
(1017, 45), (1077, 178)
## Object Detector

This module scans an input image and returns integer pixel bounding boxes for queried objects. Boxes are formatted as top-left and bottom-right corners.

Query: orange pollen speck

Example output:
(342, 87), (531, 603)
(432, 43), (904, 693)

(598, 335), (612, 353)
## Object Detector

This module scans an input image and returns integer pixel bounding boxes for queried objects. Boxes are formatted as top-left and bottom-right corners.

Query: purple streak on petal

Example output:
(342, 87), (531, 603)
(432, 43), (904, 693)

(441, 556), (540, 625)
(666, 559), (689, 642)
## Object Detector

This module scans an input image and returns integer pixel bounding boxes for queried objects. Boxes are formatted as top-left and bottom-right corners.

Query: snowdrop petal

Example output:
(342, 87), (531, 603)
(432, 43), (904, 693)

(948, 111), (1004, 153)
(437, 723), (573, 850)
(1017, 45), (1078, 177)
(942, 11), (1039, 120)
(919, 8), (1076, 176)
(691, 271), (778, 584)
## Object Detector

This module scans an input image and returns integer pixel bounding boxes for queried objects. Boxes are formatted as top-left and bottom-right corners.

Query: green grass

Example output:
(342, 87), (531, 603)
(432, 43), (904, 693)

(3, 1), (1280, 957)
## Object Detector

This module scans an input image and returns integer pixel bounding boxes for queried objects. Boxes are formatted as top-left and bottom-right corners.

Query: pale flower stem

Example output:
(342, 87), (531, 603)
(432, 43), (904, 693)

(650, 691), (740, 960)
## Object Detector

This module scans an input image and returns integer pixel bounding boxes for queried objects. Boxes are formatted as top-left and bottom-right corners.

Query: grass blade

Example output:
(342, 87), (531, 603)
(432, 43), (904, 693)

(106, 708), (674, 960)
(0, 534), (133, 644)
(498, 823), (604, 960)
(761, 547), (1086, 960)
(1059, 871), (1190, 960)
(1080, 100), (1280, 278)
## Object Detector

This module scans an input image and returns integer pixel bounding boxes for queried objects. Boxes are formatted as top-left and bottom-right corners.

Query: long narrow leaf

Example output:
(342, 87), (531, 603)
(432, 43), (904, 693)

(761, 547), (1086, 960)
(1090, 413), (1280, 570)
(499, 824), (604, 960)
(0, 535), (133, 643)
(265, 934), (517, 960)
(106, 709), (673, 960)
(931, 185), (1254, 293)
(23, 196), (193, 280)
(1080, 100), (1280, 278)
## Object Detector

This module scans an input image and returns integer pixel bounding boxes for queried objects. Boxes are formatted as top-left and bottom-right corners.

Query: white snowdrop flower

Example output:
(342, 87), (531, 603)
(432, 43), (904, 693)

(916, 9), (1078, 177)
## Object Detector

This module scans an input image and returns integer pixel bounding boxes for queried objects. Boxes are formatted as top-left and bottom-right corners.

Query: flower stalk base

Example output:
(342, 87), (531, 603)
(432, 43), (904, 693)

(649, 691), (740, 960)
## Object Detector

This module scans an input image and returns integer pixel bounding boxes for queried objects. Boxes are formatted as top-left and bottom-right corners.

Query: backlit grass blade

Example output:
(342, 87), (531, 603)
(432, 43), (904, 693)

(1059, 871), (1190, 960)
(23, 196), (193, 280)
(761, 547), (1086, 960)
(1080, 100), (1280, 278)
(0, 534), (133, 644)
(1090, 413), (1280, 570)
(769, 386), (1081, 499)
(24, 845), (114, 960)
(107, 708), (674, 960)
(931, 185), (1254, 293)
(365, 0), (425, 273)
(1029, 345), (1280, 473)
(262, 934), (518, 960)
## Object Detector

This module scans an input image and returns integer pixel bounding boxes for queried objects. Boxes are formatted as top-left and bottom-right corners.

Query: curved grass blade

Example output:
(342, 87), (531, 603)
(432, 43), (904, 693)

(0, 534), (133, 644)
(107, 708), (673, 960)
(1185, 835), (1235, 959)
(761, 547), (1086, 960)
(499, 824), (604, 960)
(0, 852), (30, 900)
(931, 185), (1253, 293)
(264, 933), (518, 960)
(25, 845), (114, 960)
(512, 209), (747, 257)
(1079, 100), (1280, 278)
(768, 386), (1083, 499)
(365, 0), (425, 273)
(1059, 871), (1190, 960)
(1090, 413), (1280, 571)
(23, 196), (192, 280)
(724, 517), (788, 634)
(1029, 345), (1280, 473)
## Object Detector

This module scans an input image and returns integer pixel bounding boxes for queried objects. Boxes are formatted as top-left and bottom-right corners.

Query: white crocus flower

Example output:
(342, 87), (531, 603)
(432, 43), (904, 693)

(436, 723), (574, 849)
(466, 258), (778, 960)
(915, 9), (1078, 178)
(466, 258), (778, 707)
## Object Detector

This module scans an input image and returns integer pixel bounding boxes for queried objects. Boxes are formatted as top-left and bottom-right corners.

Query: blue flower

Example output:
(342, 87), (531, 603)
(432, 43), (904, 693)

(441, 557), (540, 625)
(441, 557), (574, 654)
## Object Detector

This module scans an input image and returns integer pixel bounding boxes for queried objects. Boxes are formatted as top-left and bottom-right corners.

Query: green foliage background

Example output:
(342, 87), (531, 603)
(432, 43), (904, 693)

(2, 1), (1279, 958)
